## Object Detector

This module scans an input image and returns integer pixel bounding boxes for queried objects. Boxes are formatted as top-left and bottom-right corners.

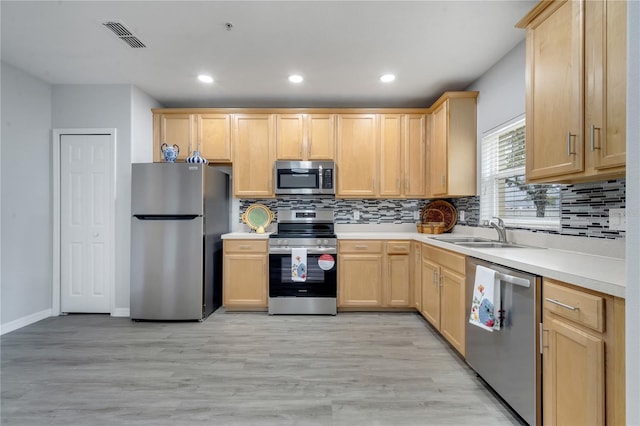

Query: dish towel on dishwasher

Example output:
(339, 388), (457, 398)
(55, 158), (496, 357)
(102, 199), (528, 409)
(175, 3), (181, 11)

(291, 247), (307, 282)
(469, 265), (502, 332)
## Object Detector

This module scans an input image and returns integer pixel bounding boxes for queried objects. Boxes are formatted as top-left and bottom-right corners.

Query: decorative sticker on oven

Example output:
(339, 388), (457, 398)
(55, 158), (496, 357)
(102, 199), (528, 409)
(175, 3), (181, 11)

(318, 254), (335, 271)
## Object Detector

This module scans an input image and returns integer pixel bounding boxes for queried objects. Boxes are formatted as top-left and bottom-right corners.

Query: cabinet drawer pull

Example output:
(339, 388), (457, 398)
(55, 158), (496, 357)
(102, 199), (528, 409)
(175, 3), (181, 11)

(545, 297), (579, 311)
(239, 245), (252, 250)
(354, 245), (368, 250)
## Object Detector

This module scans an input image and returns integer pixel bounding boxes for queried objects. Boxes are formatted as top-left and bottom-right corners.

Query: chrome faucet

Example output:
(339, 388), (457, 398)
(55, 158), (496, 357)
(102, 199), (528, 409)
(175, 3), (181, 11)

(490, 217), (508, 243)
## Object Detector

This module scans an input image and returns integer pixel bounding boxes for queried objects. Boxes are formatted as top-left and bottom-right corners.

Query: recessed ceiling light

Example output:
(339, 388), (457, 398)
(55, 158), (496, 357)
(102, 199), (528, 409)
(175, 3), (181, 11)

(288, 74), (304, 83)
(198, 74), (214, 84)
(380, 74), (396, 83)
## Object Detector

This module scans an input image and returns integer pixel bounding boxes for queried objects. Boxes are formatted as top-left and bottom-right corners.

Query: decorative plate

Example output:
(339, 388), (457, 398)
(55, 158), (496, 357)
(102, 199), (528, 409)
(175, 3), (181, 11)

(421, 200), (458, 232)
(242, 204), (274, 232)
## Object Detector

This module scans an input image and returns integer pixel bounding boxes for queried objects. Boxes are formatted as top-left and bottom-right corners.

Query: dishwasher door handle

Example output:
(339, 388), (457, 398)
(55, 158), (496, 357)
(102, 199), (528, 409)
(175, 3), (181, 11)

(495, 272), (530, 288)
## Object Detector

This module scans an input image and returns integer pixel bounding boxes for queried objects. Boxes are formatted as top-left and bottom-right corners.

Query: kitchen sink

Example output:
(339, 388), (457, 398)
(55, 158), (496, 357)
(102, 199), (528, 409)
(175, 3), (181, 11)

(454, 241), (533, 249)
(431, 236), (492, 243)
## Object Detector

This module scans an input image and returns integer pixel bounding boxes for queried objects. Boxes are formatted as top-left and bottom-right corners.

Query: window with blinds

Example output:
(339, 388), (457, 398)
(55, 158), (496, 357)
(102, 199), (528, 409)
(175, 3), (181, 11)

(480, 116), (560, 230)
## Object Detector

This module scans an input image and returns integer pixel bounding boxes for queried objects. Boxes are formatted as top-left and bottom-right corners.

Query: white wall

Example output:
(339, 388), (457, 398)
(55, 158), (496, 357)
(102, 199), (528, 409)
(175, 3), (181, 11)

(51, 84), (134, 313)
(626, 1), (639, 422)
(1, 62), (53, 327)
(466, 40), (526, 194)
(131, 86), (161, 163)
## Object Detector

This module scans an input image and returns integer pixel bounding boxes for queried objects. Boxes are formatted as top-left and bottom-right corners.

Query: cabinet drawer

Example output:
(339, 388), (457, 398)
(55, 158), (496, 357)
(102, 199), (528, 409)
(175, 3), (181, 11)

(543, 279), (605, 333)
(422, 245), (465, 274)
(224, 240), (268, 253)
(339, 240), (383, 253)
(386, 241), (411, 254)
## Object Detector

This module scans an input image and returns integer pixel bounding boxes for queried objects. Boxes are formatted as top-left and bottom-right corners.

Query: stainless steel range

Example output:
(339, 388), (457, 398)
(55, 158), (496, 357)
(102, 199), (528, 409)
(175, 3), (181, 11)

(268, 209), (337, 315)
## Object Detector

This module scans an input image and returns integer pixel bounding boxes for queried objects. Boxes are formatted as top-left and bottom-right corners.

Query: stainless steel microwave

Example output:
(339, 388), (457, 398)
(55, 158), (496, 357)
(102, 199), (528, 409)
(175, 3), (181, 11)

(274, 161), (335, 195)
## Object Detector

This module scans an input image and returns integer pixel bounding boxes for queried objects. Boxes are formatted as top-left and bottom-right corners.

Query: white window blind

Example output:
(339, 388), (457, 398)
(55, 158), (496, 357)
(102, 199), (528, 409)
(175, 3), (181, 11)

(480, 116), (560, 230)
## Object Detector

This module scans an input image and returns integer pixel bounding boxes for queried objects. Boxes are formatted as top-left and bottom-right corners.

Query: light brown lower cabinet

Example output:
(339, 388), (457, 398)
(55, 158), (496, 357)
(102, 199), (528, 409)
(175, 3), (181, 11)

(542, 278), (625, 425)
(338, 240), (412, 309)
(385, 241), (412, 307)
(419, 243), (466, 356)
(338, 240), (384, 307)
(223, 240), (268, 310)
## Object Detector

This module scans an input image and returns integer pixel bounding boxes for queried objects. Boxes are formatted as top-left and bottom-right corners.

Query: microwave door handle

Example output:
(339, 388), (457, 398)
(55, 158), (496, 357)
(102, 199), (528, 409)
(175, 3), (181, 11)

(318, 165), (323, 191)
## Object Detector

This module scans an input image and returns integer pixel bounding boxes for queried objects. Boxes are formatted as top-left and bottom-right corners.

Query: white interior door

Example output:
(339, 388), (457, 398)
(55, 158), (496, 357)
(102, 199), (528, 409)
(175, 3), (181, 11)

(60, 134), (113, 313)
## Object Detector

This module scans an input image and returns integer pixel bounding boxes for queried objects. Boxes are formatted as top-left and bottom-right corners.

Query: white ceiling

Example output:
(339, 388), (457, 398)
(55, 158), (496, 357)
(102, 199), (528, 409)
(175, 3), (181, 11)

(0, 1), (537, 108)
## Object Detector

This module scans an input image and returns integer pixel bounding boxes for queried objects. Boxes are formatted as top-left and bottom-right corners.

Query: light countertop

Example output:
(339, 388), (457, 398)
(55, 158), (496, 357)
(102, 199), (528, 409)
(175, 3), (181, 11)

(222, 228), (625, 298)
(222, 232), (272, 239)
(337, 231), (625, 298)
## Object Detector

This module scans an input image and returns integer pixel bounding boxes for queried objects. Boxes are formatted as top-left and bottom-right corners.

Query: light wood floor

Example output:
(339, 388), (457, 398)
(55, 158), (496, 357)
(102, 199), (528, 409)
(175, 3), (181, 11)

(1, 311), (523, 425)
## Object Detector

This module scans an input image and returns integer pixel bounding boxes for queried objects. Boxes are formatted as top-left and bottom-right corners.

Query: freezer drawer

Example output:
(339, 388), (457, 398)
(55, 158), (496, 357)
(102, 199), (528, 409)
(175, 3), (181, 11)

(131, 216), (204, 320)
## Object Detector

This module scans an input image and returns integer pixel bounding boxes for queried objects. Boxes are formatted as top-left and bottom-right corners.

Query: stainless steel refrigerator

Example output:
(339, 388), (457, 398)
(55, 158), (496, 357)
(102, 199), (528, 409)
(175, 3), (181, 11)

(130, 163), (229, 320)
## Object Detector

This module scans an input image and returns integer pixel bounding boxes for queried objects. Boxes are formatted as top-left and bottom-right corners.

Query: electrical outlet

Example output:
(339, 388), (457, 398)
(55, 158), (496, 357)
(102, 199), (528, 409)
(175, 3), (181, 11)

(459, 211), (466, 222)
(353, 210), (360, 221)
(413, 210), (420, 221)
(609, 208), (626, 231)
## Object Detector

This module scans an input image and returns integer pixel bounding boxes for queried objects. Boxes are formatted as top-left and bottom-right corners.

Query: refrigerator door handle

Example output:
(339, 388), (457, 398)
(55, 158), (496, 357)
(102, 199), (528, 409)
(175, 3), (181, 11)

(133, 214), (200, 221)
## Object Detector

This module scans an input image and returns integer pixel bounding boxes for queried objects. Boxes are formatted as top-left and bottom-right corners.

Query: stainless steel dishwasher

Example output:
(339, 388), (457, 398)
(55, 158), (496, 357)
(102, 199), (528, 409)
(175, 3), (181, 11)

(465, 257), (541, 426)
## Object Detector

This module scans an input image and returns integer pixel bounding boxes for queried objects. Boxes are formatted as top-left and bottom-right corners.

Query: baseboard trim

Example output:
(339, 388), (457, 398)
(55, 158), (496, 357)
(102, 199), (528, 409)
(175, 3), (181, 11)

(111, 308), (130, 317)
(0, 309), (52, 335)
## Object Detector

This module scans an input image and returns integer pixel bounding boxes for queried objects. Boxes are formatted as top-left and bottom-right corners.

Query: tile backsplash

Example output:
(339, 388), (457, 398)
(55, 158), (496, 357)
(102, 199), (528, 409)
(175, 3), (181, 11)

(239, 179), (626, 240)
(451, 179), (626, 240)
(238, 198), (423, 224)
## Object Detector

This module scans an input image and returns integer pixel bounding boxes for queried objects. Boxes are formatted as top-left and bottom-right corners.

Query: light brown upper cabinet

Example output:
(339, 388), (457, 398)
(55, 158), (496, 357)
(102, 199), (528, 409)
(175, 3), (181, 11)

(275, 114), (336, 161)
(198, 114), (232, 162)
(517, 0), (626, 183)
(153, 111), (232, 163)
(336, 114), (378, 197)
(232, 114), (275, 198)
(426, 92), (478, 198)
(584, 0), (626, 175)
(379, 114), (427, 198)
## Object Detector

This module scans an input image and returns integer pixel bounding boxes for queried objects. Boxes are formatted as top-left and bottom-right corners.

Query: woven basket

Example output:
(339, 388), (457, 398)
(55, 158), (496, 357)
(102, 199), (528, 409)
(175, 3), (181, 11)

(417, 209), (446, 234)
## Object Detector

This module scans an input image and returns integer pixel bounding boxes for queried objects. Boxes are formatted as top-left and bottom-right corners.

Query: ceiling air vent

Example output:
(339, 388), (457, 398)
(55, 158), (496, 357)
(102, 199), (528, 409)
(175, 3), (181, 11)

(102, 21), (147, 48)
